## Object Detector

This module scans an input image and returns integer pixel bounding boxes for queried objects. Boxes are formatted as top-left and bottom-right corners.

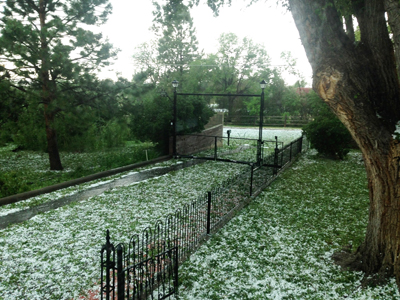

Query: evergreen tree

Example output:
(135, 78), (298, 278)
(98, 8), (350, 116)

(0, 0), (118, 170)
(130, 1), (212, 153)
(0, 80), (27, 145)
(151, 0), (200, 80)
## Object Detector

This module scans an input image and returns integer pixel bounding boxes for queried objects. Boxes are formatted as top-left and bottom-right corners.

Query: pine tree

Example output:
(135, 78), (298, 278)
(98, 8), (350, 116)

(0, 0), (117, 170)
(152, 0), (200, 79)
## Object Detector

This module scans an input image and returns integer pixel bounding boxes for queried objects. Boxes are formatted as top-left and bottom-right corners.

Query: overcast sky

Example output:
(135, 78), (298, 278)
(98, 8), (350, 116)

(99, 0), (312, 86)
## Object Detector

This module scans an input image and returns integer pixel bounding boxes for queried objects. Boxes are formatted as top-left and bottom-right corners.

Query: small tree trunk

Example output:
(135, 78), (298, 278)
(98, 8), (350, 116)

(44, 105), (63, 170)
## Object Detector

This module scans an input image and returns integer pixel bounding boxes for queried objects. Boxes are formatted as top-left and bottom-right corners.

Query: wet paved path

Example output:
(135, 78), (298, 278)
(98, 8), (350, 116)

(0, 160), (203, 229)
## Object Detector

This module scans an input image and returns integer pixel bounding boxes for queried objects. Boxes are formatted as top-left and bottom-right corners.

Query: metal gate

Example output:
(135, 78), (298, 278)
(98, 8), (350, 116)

(101, 230), (179, 300)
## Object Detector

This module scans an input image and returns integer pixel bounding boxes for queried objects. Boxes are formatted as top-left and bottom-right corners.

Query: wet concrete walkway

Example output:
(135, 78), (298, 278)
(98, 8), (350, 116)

(0, 159), (203, 229)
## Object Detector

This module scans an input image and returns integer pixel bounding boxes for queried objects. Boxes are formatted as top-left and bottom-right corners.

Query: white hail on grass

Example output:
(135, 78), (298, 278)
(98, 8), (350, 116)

(2, 129), (397, 299)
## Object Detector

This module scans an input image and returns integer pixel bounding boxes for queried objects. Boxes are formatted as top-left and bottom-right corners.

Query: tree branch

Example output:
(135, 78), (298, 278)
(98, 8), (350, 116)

(25, 0), (39, 12)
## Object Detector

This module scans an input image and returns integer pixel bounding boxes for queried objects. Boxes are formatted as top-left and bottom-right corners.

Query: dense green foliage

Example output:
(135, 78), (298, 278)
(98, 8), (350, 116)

(130, 0), (213, 152)
(0, 0), (215, 177)
(303, 91), (353, 159)
(0, 81), (27, 146)
(0, 78), (132, 152)
(205, 33), (271, 120)
(152, 0), (200, 77)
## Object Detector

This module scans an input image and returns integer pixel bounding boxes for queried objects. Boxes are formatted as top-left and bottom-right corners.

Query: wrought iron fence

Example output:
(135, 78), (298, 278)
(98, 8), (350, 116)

(225, 115), (311, 127)
(275, 135), (306, 170)
(175, 134), (282, 166)
(100, 135), (307, 300)
(101, 230), (179, 300)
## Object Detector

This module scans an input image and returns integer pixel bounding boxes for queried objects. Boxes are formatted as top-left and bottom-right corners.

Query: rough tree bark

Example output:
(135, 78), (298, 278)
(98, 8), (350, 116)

(43, 104), (63, 171)
(288, 0), (400, 287)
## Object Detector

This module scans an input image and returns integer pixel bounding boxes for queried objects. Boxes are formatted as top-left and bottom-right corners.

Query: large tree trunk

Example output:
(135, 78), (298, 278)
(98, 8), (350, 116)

(289, 0), (400, 287)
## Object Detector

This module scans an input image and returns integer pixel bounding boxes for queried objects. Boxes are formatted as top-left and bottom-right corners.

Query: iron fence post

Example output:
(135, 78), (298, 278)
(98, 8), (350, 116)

(250, 164), (254, 196)
(117, 244), (125, 300)
(257, 83), (265, 167)
(289, 141), (293, 162)
(261, 140), (264, 164)
(207, 191), (212, 234)
(274, 136), (279, 175)
(214, 136), (217, 161)
(256, 139), (262, 166)
(300, 135), (303, 152)
(259, 86), (265, 143)
(227, 129), (231, 146)
(101, 230), (115, 300)
(174, 246), (179, 295)
(173, 85), (177, 157)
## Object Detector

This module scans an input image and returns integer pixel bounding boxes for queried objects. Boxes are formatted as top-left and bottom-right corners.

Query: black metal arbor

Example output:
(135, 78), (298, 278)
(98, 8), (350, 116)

(171, 79), (281, 167)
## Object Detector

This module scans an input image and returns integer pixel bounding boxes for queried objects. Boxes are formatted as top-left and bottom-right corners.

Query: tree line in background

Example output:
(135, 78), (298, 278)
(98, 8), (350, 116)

(0, 0), (325, 171)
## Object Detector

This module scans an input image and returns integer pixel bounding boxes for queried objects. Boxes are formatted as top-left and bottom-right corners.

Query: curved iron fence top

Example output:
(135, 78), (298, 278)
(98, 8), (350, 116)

(176, 133), (279, 143)
(176, 92), (260, 97)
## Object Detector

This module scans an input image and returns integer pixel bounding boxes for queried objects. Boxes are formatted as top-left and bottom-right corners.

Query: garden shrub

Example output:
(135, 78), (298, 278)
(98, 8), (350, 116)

(100, 119), (130, 149)
(12, 108), (47, 152)
(303, 117), (352, 159)
(0, 171), (29, 198)
(303, 92), (353, 159)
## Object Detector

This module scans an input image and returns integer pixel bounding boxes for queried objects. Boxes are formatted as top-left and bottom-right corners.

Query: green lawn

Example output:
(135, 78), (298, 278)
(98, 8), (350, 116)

(1, 128), (398, 299)
(178, 150), (400, 299)
(0, 141), (158, 198)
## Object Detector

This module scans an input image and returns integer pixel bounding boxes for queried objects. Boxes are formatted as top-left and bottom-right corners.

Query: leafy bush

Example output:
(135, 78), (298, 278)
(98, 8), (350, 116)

(12, 107), (47, 152)
(57, 118), (130, 152)
(0, 171), (30, 198)
(129, 92), (214, 154)
(303, 92), (353, 159)
(8, 103), (131, 153)
(303, 117), (352, 159)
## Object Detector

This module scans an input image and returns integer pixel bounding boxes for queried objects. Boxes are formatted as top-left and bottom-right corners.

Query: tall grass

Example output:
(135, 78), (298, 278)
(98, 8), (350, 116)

(0, 141), (158, 198)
